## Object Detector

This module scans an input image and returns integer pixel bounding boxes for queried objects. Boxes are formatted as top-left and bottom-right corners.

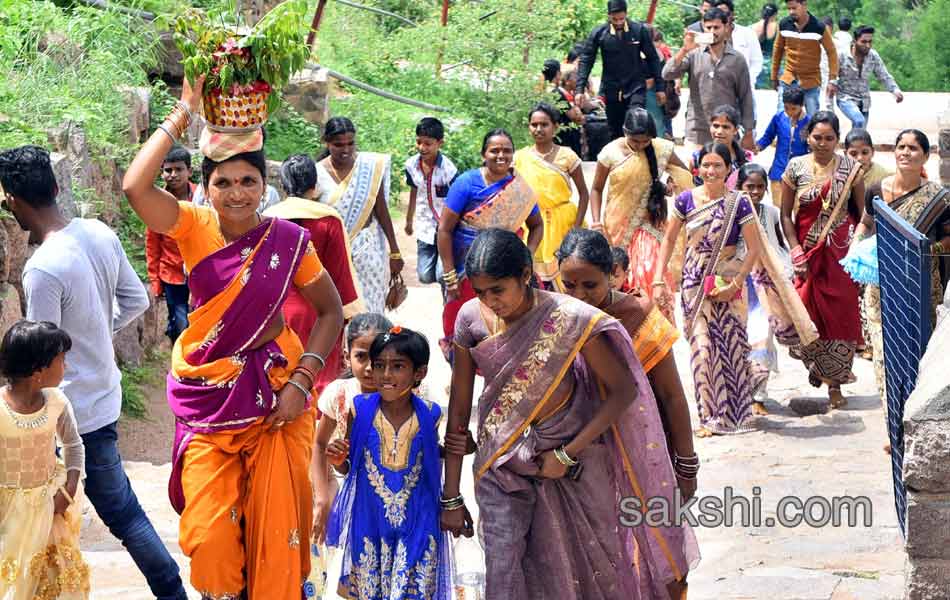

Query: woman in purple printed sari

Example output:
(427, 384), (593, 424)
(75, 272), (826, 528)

(122, 77), (344, 599)
(440, 229), (700, 599)
(654, 143), (817, 437)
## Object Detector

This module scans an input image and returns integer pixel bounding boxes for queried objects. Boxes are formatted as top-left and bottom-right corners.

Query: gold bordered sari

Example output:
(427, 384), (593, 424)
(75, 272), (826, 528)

(514, 146), (583, 283)
(454, 291), (699, 599)
(598, 137), (693, 319)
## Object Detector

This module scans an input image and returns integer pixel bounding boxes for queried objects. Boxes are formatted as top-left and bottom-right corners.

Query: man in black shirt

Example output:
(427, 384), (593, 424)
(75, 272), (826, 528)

(575, 0), (666, 140)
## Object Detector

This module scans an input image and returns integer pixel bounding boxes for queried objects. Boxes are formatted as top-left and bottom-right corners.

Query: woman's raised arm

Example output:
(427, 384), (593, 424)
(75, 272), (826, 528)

(122, 76), (205, 233)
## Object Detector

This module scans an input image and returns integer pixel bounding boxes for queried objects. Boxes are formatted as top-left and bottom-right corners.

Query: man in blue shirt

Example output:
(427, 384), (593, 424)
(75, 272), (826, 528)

(757, 85), (810, 200)
(575, 0), (666, 140)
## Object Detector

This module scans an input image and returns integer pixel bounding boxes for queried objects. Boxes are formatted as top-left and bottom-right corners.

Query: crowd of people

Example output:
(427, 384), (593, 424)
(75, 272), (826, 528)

(0, 0), (946, 599)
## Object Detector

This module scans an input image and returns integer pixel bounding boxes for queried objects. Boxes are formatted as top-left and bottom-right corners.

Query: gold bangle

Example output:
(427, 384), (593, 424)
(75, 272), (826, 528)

(389, 252), (402, 260)
(58, 485), (74, 505)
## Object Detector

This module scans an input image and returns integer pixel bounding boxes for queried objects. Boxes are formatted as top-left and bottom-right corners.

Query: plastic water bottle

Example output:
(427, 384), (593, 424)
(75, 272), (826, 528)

(453, 536), (486, 600)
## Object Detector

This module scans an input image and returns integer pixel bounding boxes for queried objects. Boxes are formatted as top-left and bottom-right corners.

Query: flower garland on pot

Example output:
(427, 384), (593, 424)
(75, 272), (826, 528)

(171, 0), (309, 131)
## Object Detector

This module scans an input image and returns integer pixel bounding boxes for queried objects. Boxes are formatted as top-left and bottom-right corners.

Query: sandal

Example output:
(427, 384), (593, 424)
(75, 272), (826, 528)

(752, 401), (769, 415)
(694, 427), (714, 438)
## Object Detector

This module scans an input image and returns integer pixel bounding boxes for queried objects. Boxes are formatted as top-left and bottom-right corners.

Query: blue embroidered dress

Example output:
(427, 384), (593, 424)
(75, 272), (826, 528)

(327, 393), (451, 600)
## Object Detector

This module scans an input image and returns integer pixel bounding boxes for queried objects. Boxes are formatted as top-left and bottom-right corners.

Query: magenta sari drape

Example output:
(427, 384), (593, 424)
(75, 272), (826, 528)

(167, 218), (310, 512)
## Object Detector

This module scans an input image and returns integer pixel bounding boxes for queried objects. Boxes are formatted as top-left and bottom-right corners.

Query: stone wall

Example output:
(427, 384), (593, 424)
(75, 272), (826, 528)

(902, 285), (950, 599)
(0, 115), (167, 368)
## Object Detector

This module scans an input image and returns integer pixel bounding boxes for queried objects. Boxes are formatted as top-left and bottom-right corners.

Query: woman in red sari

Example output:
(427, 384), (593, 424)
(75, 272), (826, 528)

(780, 111), (865, 408)
(265, 154), (364, 394)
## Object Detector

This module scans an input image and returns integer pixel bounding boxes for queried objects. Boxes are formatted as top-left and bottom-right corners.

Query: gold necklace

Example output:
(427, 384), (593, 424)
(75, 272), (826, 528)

(2, 390), (48, 430)
(534, 144), (558, 163)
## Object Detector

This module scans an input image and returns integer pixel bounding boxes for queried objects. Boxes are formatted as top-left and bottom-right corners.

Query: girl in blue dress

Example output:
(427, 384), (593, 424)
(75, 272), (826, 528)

(326, 327), (452, 599)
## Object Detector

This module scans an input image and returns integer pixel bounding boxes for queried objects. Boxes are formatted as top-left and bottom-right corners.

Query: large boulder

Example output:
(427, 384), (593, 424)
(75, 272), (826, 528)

(283, 67), (331, 128)
(47, 122), (123, 223)
(49, 152), (79, 219)
(0, 215), (28, 282)
(120, 86), (151, 144)
(113, 293), (168, 367)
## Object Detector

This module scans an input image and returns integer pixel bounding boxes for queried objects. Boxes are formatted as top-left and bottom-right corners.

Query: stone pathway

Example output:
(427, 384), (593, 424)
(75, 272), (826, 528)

(82, 145), (911, 598)
(83, 283), (904, 600)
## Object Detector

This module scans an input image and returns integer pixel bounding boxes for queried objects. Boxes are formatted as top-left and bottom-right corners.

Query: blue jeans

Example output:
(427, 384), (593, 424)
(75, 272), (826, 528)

(778, 81), (821, 119)
(645, 89), (667, 138)
(416, 239), (442, 285)
(836, 97), (869, 130)
(82, 423), (188, 600)
(163, 282), (190, 343)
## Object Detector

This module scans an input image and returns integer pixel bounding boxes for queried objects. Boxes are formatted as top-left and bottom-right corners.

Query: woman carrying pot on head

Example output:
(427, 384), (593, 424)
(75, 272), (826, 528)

(122, 76), (345, 600)
(437, 128), (544, 360)
(317, 117), (404, 314)
(589, 107), (693, 321)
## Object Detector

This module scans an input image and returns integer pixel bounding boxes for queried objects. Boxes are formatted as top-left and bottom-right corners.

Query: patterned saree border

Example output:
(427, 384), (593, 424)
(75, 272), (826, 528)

(475, 312), (603, 480)
(609, 423), (684, 582)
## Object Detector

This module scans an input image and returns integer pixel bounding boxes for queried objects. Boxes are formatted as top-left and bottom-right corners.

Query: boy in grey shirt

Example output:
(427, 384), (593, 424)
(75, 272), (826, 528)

(0, 145), (187, 600)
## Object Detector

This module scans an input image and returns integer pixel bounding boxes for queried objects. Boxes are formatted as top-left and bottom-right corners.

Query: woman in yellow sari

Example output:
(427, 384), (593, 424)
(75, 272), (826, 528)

(590, 108), (693, 321)
(122, 77), (345, 600)
(514, 102), (588, 287)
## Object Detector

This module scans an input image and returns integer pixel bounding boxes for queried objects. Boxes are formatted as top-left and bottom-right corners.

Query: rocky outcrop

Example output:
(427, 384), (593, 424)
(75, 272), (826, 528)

(902, 286), (950, 599)
(114, 294), (168, 367)
(283, 67), (331, 129)
(47, 121), (123, 224)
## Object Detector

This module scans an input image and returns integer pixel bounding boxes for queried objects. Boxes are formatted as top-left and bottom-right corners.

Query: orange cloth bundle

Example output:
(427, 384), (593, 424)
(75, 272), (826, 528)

(199, 126), (264, 162)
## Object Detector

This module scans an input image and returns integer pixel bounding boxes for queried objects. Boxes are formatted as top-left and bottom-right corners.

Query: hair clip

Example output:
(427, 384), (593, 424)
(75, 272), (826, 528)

(389, 326), (403, 335)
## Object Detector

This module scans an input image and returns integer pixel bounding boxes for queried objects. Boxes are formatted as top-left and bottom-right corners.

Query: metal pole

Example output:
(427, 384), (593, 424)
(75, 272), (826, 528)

(334, 0), (417, 27)
(436, 0), (450, 78)
(306, 0), (329, 49)
(312, 64), (449, 112)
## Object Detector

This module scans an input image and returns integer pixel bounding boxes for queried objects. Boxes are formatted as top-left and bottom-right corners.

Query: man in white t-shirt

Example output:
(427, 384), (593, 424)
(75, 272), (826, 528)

(0, 145), (188, 600)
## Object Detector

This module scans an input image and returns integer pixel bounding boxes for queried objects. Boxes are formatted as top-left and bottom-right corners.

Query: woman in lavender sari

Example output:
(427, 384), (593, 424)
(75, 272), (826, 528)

(441, 229), (699, 599)
(122, 77), (344, 600)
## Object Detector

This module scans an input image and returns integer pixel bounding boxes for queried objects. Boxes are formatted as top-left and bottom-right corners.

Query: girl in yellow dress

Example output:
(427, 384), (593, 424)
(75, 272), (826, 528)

(514, 102), (589, 287)
(0, 320), (89, 600)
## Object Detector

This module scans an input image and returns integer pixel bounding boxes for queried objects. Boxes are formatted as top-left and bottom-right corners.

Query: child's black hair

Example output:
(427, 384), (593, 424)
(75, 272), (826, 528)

(346, 313), (394, 349)
(736, 162), (769, 188)
(611, 246), (630, 272)
(416, 117), (445, 141)
(0, 320), (72, 380)
(781, 86), (806, 106)
(370, 328), (430, 371)
(844, 128), (873, 149)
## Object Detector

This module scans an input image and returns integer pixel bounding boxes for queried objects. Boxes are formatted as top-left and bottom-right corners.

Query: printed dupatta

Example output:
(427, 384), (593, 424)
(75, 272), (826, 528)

(680, 191), (818, 346)
(796, 155), (862, 258)
(469, 292), (700, 589)
(452, 173), (537, 276)
(325, 152), (391, 239)
(166, 217), (311, 513)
